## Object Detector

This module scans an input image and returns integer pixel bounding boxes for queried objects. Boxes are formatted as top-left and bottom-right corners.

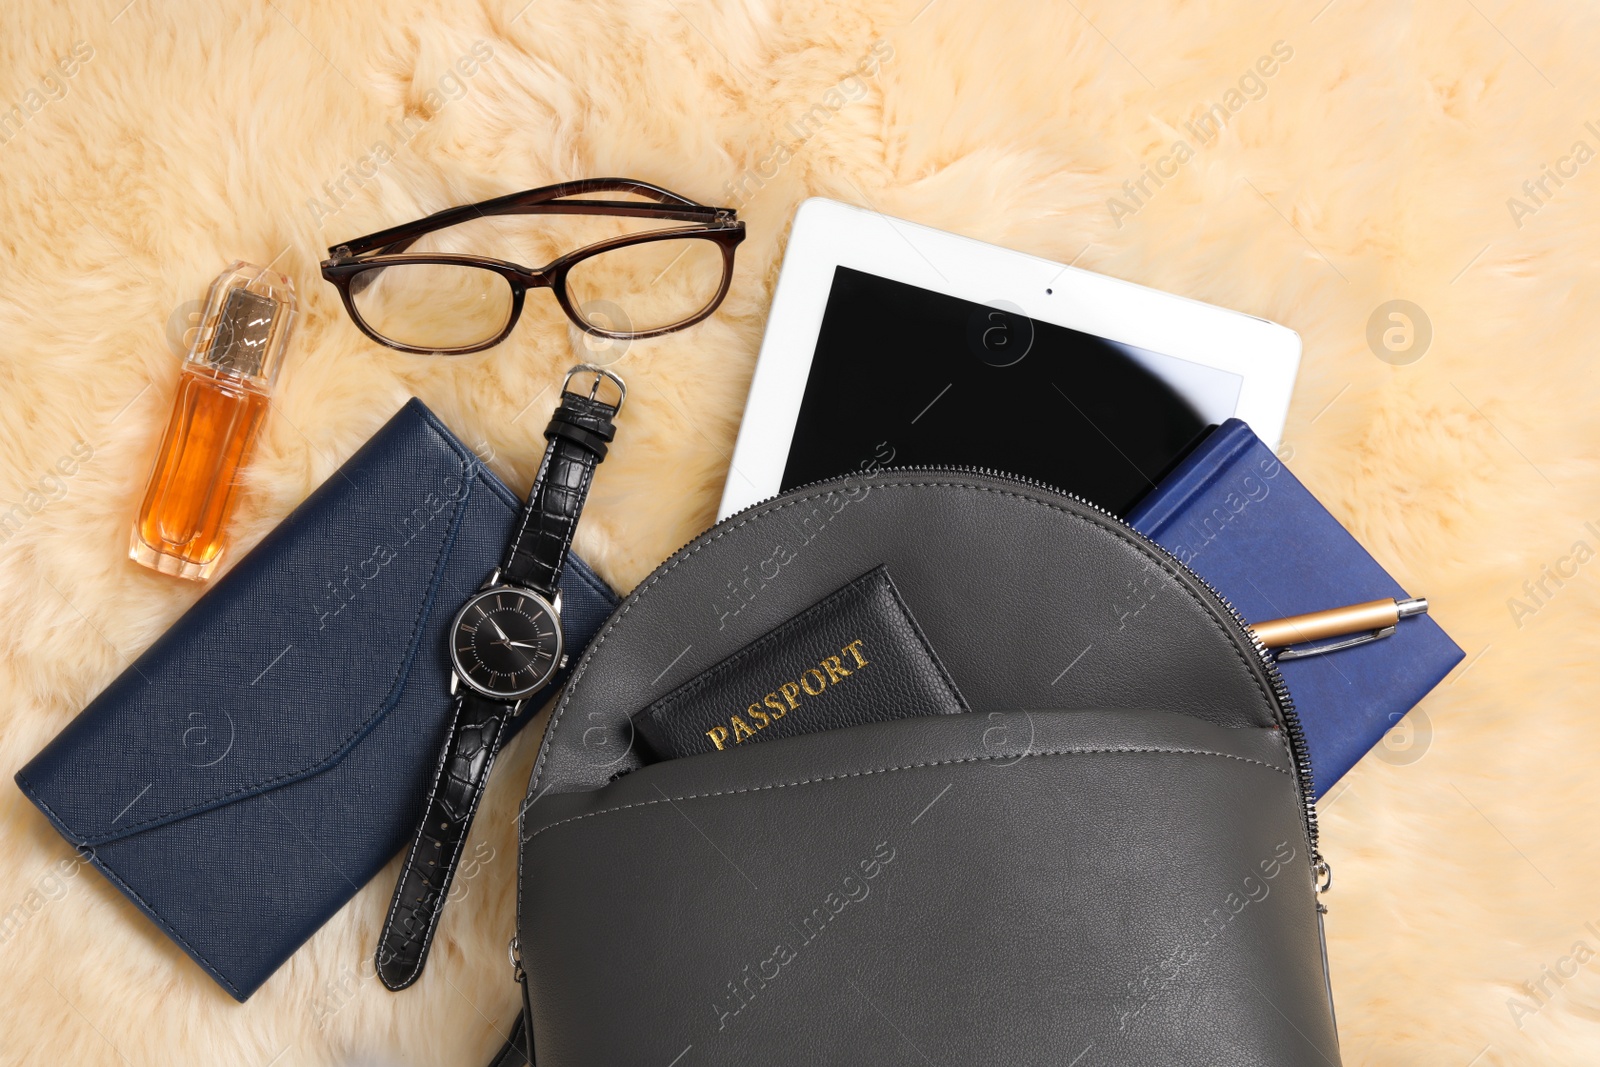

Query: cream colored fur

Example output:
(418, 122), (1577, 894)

(2, 1), (1597, 1063)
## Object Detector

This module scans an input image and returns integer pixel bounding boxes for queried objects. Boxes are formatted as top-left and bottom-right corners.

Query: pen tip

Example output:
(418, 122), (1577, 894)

(1396, 596), (1429, 618)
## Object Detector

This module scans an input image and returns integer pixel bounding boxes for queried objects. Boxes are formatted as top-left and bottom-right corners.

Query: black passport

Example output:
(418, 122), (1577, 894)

(631, 566), (970, 759)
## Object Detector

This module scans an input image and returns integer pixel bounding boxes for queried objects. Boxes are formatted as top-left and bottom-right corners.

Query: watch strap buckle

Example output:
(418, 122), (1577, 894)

(562, 364), (626, 414)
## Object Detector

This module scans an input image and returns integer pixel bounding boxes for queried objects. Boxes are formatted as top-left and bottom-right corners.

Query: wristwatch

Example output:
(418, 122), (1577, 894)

(376, 365), (624, 991)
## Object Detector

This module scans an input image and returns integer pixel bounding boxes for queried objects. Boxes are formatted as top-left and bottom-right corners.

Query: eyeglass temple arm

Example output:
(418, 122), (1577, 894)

(523, 177), (701, 207)
(332, 178), (735, 258)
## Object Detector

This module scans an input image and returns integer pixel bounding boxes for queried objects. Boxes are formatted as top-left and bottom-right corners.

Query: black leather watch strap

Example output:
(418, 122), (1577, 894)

(501, 388), (619, 598)
(377, 370), (621, 992)
(376, 690), (515, 991)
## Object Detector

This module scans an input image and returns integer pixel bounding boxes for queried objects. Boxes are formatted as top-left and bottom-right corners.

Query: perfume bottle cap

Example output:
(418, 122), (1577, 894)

(209, 288), (279, 377)
(189, 261), (297, 385)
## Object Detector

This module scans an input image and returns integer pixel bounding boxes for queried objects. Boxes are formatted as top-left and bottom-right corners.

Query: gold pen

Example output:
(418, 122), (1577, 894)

(1250, 596), (1429, 660)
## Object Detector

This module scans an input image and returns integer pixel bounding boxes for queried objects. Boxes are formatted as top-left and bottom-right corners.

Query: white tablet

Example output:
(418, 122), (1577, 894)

(718, 198), (1301, 519)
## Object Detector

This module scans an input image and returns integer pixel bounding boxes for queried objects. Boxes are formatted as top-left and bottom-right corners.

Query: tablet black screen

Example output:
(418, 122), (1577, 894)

(779, 267), (1243, 515)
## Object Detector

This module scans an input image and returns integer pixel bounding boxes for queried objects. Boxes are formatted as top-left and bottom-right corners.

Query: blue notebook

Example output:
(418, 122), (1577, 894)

(1126, 419), (1463, 797)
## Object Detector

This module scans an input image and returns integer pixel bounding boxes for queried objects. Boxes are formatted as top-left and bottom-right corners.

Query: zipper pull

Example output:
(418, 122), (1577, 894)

(508, 935), (526, 984)
(1313, 856), (1333, 910)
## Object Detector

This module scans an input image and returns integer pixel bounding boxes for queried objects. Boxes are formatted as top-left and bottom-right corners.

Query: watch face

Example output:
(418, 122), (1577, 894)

(449, 586), (564, 700)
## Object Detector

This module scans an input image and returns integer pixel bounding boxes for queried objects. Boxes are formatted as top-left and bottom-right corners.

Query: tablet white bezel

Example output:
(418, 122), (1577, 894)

(718, 197), (1301, 519)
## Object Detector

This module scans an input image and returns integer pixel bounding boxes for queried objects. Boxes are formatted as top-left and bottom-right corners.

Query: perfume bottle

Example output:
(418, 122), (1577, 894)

(131, 262), (296, 580)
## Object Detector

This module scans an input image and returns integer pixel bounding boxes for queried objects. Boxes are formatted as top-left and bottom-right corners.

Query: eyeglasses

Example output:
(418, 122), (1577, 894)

(320, 178), (745, 355)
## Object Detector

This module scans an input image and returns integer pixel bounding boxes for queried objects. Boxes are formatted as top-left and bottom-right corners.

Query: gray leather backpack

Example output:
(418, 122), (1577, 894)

(492, 468), (1341, 1066)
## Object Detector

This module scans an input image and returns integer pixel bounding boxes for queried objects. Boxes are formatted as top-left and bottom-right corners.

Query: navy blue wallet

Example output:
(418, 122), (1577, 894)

(14, 398), (618, 1001)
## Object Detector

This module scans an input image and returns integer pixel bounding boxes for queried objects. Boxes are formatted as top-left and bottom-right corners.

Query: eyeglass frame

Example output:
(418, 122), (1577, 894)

(319, 177), (746, 355)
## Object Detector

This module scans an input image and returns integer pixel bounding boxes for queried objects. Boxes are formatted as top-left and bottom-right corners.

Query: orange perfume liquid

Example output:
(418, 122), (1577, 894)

(130, 262), (295, 580)
(133, 366), (270, 578)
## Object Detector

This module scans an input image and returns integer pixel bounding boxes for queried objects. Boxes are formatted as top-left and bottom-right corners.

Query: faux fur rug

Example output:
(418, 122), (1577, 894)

(2, 0), (1596, 1064)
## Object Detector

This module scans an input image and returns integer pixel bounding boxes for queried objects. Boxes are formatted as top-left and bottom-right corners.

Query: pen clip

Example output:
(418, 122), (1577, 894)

(1274, 625), (1396, 661)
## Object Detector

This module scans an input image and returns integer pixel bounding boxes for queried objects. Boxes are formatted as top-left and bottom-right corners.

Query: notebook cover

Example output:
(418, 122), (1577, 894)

(1125, 418), (1463, 797)
(14, 398), (618, 1000)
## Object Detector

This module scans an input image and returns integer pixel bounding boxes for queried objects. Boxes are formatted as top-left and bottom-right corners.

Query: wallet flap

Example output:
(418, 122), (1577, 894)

(21, 399), (510, 846)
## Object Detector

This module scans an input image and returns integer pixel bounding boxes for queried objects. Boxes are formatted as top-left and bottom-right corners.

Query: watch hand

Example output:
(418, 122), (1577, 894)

(486, 616), (509, 641)
(487, 637), (544, 649)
